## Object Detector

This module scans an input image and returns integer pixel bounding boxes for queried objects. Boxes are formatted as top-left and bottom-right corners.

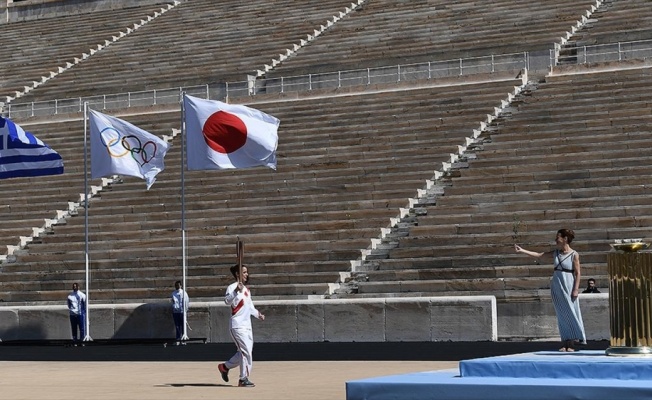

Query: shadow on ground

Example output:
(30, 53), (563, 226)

(0, 340), (609, 362)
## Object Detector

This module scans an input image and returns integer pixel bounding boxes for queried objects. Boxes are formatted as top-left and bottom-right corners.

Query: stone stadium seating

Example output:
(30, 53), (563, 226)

(564, 0), (652, 46)
(345, 66), (652, 299)
(556, 0), (652, 65)
(0, 77), (521, 303)
(2, 0), (652, 326)
(267, 0), (600, 77)
(0, 2), (174, 102)
(8, 0), (602, 107)
(11, 0), (363, 104)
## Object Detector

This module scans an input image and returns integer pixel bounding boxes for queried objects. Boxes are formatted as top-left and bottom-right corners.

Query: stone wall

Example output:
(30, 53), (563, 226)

(0, 296), (498, 342)
(0, 295), (611, 343)
(497, 293), (609, 341)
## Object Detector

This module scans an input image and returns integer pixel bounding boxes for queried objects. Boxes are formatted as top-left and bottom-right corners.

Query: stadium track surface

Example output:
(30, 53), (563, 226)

(0, 340), (608, 400)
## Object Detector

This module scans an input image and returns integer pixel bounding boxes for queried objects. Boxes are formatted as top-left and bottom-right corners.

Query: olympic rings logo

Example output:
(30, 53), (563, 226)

(100, 127), (158, 166)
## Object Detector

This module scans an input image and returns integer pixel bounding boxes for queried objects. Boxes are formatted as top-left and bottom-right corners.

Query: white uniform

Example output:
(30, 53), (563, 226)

(171, 289), (189, 340)
(67, 289), (87, 341)
(171, 289), (189, 313)
(67, 290), (86, 315)
(224, 281), (261, 379)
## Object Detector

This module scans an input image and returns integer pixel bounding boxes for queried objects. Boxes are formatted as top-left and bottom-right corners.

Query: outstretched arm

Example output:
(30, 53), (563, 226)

(514, 244), (545, 258)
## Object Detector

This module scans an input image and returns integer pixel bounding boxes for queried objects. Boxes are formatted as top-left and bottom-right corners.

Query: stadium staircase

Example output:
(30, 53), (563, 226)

(1, 0), (651, 309)
(337, 66), (652, 300)
(0, 76), (522, 303)
(0, 2), (177, 104)
(10, 0), (363, 104)
(267, 0), (600, 77)
(557, 0), (652, 65)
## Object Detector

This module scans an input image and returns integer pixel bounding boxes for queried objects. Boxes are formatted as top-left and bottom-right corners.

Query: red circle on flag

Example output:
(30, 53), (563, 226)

(202, 111), (247, 154)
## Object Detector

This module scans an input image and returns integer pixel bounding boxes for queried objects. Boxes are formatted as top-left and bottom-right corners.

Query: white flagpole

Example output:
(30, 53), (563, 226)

(83, 102), (92, 342)
(181, 93), (188, 341)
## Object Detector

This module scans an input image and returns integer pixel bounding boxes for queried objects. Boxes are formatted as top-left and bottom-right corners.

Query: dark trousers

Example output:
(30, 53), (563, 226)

(173, 313), (184, 340)
(69, 314), (85, 342)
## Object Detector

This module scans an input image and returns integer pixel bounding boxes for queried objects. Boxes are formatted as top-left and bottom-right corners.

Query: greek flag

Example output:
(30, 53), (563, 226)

(0, 116), (64, 179)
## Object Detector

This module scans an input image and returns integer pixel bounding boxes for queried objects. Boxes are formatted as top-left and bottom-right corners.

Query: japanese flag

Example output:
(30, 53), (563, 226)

(183, 95), (279, 170)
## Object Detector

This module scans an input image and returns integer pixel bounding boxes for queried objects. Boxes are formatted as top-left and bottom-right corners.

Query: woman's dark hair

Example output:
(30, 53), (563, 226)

(557, 228), (575, 244)
(230, 264), (246, 279)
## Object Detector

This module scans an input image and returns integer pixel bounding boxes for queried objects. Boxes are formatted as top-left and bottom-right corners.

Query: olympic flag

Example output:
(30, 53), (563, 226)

(183, 95), (279, 170)
(89, 109), (169, 189)
(0, 116), (64, 179)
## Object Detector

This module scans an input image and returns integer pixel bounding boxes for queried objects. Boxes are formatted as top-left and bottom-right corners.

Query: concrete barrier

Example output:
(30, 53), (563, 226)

(0, 296), (497, 342)
(497, 293), (609, 341)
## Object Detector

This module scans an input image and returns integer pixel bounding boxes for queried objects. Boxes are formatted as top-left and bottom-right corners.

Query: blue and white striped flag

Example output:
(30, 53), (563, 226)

(0, 116), (64, 179)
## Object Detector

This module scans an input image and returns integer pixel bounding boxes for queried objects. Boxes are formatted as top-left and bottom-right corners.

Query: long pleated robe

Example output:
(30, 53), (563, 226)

(550, 249), (587, 343)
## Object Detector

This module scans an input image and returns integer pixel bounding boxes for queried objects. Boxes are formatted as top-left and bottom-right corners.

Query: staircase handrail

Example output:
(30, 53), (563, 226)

(3, 52), (529, 119)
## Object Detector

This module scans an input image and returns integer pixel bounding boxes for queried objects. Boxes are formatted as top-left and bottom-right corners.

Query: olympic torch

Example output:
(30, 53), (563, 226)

(236, 237), (244, 284)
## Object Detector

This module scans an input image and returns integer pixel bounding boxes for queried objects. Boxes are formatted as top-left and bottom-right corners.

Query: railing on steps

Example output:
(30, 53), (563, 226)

(552, 38), (652, 68)
(1, 52), (530, 119)
(8, 37), (652, 120)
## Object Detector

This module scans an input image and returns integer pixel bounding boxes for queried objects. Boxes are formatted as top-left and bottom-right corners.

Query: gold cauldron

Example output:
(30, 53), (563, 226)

(609, 239), (651, 253)
(606, 239), (652, 356)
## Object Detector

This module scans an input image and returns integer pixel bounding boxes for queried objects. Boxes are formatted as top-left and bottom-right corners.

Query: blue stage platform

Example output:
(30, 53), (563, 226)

(346, 350), (652, 400)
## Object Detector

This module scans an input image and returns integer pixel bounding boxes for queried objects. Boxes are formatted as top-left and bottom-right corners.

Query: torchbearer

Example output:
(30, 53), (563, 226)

(218, 238), (265, 387)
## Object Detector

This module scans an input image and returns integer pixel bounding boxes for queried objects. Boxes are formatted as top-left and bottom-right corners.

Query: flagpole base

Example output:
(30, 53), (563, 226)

(83, 335), (93, 342)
